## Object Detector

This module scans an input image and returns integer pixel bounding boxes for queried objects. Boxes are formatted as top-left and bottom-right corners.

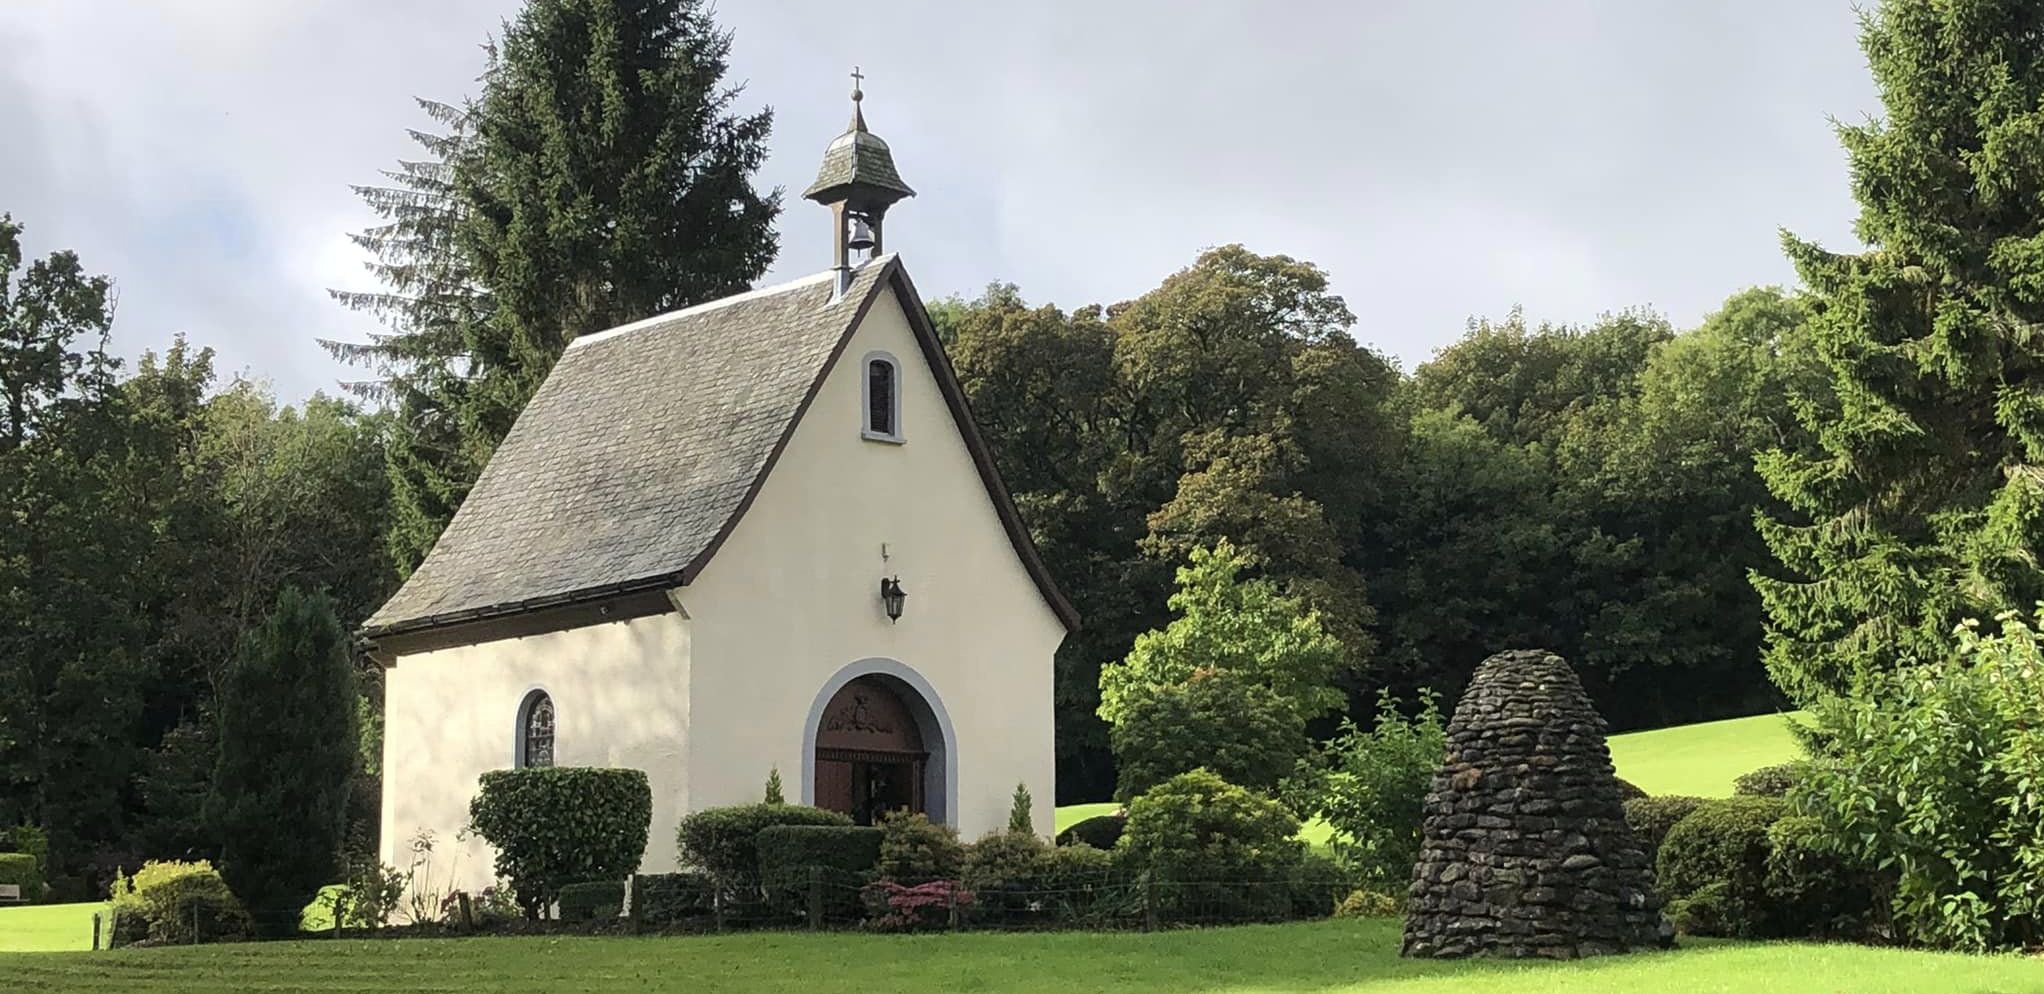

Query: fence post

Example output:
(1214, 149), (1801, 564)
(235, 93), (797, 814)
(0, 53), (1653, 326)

(948, 886), (960, 931)
(333, 895), (344, 939)
(806, 866), (823, 930)
(191, 899), (200, 945)
(458, 891), (475, 931)
(1141, 871), (1157, 933)
(91, 912), (101, 951)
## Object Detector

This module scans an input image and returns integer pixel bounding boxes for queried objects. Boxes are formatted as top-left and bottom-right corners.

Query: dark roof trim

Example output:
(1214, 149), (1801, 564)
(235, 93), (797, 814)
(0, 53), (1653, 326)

(360, 258), (1079, 645)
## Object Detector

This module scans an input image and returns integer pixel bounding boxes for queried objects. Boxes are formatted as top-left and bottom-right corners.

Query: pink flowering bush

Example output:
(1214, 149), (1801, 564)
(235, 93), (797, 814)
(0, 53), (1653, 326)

(861, 879), (974, 931)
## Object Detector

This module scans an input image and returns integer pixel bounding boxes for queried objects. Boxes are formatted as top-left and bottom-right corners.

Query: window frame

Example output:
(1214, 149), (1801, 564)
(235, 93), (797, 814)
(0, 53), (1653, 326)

(861, 350), (905, 444)
(515, 687), (556, 769)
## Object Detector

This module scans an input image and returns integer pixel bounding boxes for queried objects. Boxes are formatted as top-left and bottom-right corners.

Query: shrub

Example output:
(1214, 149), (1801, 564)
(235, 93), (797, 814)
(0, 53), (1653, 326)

(757, 825), (883, 921)
(1794, 611), (2044, 950)
(763, 767), (785, 804)
(1334, 887), (1402, 918)
(876, 811), (963, 883)
(109, 860), (253, 945)
(676, 803), (851, 888)
(1039, 843), (1126, 926)
(5, 825), (47, 878)
(1118, 769), (1305, 923)
(1733, 761), (1808, 798)
(557, 880), (626, 922)
(1307, 690), (1444, 885)
(1763, 815), (1881, 941)
(961, 830), (1052, 924)
(1109, 667), (1308, 801)
(1623, 795), (1709, 862)
(630, 872), (713, 926)
(860, 878), (972, 931)
(206, 587), (358, 936)
(1007, 782), (1035, 835)
(1287, 850), (1353, 919)
(1656, 796), (1785, 938)
(334, 856), (405, 930)
(0, 852), (42, 904)
(1613, 777), (1648, 801)
(1054, 814), (1125, 850)
(469, 767), (653, 918)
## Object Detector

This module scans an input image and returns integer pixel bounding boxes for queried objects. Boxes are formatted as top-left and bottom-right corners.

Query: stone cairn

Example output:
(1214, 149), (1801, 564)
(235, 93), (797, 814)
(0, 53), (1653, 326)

(1402, 649), (1663, 959)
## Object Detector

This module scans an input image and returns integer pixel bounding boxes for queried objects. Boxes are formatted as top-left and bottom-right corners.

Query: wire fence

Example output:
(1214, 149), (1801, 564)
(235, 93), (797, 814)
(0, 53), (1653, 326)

(91, 864), (1373, 947)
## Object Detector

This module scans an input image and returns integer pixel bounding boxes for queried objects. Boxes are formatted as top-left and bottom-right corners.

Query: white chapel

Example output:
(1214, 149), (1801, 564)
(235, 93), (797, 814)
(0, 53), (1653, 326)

(360, 83), (1076, 891)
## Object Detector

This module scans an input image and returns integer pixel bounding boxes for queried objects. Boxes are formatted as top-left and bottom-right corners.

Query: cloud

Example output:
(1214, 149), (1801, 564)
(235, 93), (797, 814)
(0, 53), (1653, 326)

(0, 0), (1877, 399)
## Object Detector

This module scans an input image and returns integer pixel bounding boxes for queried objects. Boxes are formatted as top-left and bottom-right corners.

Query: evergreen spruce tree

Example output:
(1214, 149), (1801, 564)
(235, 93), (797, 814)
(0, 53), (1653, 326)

(1754, 0), (2044, 703)
(332, 0), (779, 571)
(763, 766), (785, 804)
(206, 588), (358, 935)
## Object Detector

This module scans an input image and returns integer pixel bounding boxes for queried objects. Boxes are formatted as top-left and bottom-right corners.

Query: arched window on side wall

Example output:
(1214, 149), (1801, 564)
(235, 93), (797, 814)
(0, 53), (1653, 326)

(517, 690), (555, 769)
(862, 351), (902, 443)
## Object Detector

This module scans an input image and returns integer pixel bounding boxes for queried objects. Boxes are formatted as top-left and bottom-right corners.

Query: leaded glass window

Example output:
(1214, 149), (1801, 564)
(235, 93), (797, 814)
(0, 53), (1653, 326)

(519, 691), (555, 768)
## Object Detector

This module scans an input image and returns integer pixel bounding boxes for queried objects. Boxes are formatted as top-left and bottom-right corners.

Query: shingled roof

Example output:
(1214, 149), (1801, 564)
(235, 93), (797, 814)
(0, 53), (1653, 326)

(361, 256), (1077, 641)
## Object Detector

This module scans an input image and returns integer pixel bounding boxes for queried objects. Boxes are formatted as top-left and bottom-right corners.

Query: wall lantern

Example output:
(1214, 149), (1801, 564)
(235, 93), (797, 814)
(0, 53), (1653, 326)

(880, 575), (907, 623)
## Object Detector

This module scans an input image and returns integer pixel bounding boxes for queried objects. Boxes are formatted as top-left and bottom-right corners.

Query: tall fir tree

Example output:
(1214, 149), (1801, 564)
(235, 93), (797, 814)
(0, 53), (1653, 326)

(206, 587), (357, 935)
(1754, 0), (2044, 703)
(333, 0), (779, 571)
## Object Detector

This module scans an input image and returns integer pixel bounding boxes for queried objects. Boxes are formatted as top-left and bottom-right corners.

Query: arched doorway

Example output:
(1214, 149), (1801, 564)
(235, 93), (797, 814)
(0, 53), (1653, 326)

(812, 675), (928, 825)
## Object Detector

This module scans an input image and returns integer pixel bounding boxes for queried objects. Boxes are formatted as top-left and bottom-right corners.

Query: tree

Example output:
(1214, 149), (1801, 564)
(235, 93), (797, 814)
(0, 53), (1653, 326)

(1099, 541), (1345, 728)
(333, 0), (780, 570)
(1754, 0), (2044, 703)
(1305, 691), (1445, 886)
(206, 588), (358, 935)
(0, 214), (114, 452)
(1109, 667), (1306, 802)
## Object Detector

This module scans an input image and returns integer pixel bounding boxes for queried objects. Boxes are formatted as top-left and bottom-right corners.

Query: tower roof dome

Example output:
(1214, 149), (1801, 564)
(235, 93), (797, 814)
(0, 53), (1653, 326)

(802, 71), (915, 206)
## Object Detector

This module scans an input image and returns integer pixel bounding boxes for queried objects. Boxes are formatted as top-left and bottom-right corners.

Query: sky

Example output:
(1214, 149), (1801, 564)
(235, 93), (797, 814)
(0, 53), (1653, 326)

(0, 1), (1880, 403)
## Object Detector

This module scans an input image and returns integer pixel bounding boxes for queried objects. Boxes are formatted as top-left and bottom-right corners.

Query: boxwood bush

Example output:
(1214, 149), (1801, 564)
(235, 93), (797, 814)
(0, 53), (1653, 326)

(1622, 794), (1709, 862)
(1118, 768), (1304, 924)
(1657, 796), (1786, 938)
(757, 824), (883, 921)
(1763, 815), (1881, 941)
(631, 872), (713, 925)
(1053, 814), (1125, 849)
(961, 830), (1053, 924)
(676, 803), (851, 888)
(557, 880), (626, 922)
(876, 811), (964, 883)
(468, 767), (652, 918)
(1733, 761), (1809, 798)
(0, 852), (41, 904)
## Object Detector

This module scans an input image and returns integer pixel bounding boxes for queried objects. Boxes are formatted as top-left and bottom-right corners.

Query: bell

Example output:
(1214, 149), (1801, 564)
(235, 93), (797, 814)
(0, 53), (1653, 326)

(847, 216), (877, 252)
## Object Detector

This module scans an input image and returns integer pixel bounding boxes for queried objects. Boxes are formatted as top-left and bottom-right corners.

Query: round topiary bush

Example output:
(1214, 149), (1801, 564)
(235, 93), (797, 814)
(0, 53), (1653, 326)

(1656, 796), (1785, 938)
(1762, 815), (1881, 941)
(468, 767), (652, 918)
(1622, 794), (1710, 862)
(1732, 761), (1809, 798)
(1118, 768), (1303, 923)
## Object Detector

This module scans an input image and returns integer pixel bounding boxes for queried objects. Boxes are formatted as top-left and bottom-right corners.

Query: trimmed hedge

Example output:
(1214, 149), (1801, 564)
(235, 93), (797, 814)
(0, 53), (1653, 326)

(0, 852), (41, 903)
(757, 825), (883, 921)
(109, 860), (252, 945)
(1763, 815), (1880, 941)
(677, 804), (852, 887)
(468, 767), (652, 918)
(557, 880), (626, 922)
(1657, 796), (1786, 938)
(1623, 794), (1709, 862)
(1054, 814), (1125, 850)
(631, 872), (713, 925)
(1733, 761), (1808, 798)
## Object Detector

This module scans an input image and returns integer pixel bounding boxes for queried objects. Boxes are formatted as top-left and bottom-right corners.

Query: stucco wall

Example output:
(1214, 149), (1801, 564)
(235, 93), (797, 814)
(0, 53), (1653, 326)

(379, 610), (692, 896)
(681, 277), (1065, 839)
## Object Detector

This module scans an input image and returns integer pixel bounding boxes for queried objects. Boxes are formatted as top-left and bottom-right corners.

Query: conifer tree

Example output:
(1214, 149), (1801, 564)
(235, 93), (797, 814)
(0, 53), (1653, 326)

(1754, 0), (2044, 703)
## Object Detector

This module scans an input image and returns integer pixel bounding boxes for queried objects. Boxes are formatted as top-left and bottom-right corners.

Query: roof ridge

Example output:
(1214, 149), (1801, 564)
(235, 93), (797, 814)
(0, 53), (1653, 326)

(567, 267), (843, 351)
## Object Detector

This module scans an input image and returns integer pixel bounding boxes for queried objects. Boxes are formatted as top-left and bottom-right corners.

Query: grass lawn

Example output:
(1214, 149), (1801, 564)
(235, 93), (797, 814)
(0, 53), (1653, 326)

(0, 902), (104, 952)
(3, 918), (2040, 993)
(1605, 711), (1805, 798)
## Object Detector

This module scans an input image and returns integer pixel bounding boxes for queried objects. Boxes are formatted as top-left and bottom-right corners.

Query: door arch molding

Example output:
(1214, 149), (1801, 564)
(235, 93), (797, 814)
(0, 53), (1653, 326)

(801, 657), (956, 826)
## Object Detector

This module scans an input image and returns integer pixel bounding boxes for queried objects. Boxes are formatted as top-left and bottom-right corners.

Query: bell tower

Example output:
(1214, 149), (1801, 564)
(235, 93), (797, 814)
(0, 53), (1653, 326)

(803, 68), (915, 293)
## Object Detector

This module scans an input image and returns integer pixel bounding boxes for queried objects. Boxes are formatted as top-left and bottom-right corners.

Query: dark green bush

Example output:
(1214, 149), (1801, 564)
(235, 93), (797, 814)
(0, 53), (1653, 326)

(1054, 814), (1125, 849)
(1110, 668), (1308, 801)
(468, 767), (653, 918)
(1656, 796), (1785, 938)
(631, 872), (713, 925)
(1764, 815), (1881, 941)
(961, 830), (1053, 924)
(676, 803), (851, 888)
(1039, 843), (1127, 926)
(1614, 777), (1648, 801)
(109, 860), (253, 945)
(757, 824), (883, 921)
(557, 880), (626, 922)
(1623, 795), (1709, 862)
(1118, 769), (1305, 923)
(0, 853), (41, 903)
(1308, 690), (1444, 886)
(876, 811), (963, 883)
(1733, 761), (1809, 798)
(1287, 850), (1353, 919)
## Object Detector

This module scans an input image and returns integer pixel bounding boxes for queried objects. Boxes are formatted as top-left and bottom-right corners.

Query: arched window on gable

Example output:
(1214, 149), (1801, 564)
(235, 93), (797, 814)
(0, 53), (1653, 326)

(862, 351), (903, 443)
(517, 690), (555, 769)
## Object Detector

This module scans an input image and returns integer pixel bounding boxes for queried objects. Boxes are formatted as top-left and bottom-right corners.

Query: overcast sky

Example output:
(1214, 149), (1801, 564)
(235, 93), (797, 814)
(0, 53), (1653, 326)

(0, 1), (1879, 403)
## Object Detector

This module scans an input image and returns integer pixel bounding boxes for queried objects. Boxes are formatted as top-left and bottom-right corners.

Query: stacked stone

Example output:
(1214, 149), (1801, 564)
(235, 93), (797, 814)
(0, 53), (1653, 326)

(1402, 649), (1663, 959)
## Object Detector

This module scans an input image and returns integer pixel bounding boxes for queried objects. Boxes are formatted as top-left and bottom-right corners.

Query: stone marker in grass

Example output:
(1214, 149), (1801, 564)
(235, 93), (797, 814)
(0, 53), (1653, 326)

(1402, 649), (1664, 959)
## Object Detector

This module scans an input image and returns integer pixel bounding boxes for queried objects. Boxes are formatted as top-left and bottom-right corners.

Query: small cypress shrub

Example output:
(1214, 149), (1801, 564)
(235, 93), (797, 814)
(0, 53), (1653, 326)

(1007, 782), (1034, 835)
(468, 767), (652, 918)
(763, 767), (786, 804)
